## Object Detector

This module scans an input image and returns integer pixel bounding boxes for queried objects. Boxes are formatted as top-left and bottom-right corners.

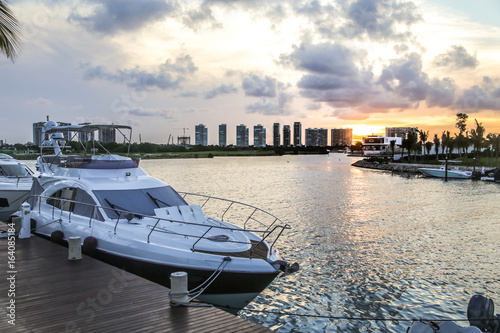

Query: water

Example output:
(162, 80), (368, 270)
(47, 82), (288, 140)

(35, 154), (500, 332)
(140, 153), (500, 332)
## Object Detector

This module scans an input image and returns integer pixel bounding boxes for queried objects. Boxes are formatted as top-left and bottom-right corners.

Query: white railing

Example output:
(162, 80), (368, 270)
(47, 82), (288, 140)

(30, 193), (291, 256)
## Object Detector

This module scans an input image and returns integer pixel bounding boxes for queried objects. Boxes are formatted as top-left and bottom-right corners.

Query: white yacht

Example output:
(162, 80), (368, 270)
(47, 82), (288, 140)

(0, 154), (35, 221)
(418, 166), (473, 179)
(25, 121), (297, 311)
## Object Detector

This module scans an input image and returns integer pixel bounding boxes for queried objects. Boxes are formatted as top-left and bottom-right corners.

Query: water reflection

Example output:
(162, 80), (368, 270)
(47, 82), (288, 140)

(141, 155), (500, 332)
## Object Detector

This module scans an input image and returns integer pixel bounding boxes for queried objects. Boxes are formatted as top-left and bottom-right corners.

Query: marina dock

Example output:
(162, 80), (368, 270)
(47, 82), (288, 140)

(0, 234), (270, 332)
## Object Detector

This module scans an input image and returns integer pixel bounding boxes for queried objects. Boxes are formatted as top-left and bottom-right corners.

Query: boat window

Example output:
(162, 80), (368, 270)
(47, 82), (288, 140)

(93, 186), (188, 219)
(47, 188), (76, 211)
(0, 164), (31, 177)
(46, 187), (104, 221)
(73, 188), (105, 221)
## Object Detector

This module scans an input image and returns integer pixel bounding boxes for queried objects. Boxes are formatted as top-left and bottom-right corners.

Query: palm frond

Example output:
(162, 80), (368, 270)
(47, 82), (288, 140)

(0, 0), (22, 62)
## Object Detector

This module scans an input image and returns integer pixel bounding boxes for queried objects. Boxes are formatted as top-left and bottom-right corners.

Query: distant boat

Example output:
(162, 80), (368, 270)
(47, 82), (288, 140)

(418, 161), (473, 179)
(0, 154), (35, 221)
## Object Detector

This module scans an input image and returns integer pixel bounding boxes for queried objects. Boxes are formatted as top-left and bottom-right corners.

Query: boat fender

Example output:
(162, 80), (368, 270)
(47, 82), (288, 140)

(50, 230), (65, 244)
(467, 295), (498, 332)
(7, 214), (18, 224)
(83, 236), (98, 257)
(7, 215), (20, 235)
(270, 260), (300, 276)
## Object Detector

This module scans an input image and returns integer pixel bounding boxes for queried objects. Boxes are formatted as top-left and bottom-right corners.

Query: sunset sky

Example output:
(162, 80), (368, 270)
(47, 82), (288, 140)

(1, 0), (499, 145)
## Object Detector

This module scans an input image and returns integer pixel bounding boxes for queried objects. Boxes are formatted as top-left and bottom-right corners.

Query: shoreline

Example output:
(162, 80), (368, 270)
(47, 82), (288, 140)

(351, 159), (479, 173)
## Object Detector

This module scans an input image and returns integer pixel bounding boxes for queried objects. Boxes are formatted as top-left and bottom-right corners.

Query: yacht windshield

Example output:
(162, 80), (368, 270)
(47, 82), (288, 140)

(93, 186), (188, 219)
(0, 164), (31, 177)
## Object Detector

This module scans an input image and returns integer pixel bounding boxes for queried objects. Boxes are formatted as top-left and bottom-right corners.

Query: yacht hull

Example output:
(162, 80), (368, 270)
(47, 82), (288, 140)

(418, 168), (472, 179)
(93, 249), (279, 311)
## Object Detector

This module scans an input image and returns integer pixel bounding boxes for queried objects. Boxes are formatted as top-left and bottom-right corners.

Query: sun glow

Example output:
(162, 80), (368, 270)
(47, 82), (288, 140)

(351, 125), (385, 137)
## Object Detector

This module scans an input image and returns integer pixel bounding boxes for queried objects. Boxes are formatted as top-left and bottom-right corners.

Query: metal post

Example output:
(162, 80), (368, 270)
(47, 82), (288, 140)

(68, 237), (82, 260)
(445, 158), (448, 182)
(170, 272), (188, 304)
(19, 202), (31, 239)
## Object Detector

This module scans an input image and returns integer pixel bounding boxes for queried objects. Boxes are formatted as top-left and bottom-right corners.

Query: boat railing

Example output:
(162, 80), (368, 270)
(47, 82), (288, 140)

(178, 191), (291, 248)
(30, 194), (291, 256)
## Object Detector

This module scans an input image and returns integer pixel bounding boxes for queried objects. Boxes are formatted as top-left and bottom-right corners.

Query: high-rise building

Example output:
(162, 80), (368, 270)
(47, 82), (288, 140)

(253, 124), (266, 147)
(236, 124), (249, 147)
(283, 125), (291, 147)
(305, 128), (328, 147)
(33, 119), (72, 146)
(331, 128), (353, 147)
(273, 123), (280, 147)
(32, 122), (46, 147)
(195, 124), (208, 146)
(99, 128), (116, 143)
(219, 124), (227, 147)
(385, 127), (418, 138)
(319, 128), (328, 147)
(293, 122), (302, 146)
(78, 122), (93, 143)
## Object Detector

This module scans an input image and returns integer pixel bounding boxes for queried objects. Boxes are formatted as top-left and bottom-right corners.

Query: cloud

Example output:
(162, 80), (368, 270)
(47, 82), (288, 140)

(283, 43), (464, 120)
(160, 55), (198, 75)
(433, 45), (479, 69)
(426, 78), (456, 108)
(204, 84), (238, 99)
(80, 55), (197, 91)
(455, 77), (500, 111)
(122, 107), (177, 120)
(245, 82), (294, 115)
(242, 74), (277, 97)
(68, 0), (178, 34)
(378, 52), (429, 102)
(279, 43), (359, 77)
(182, 3), (222, 31)
(27, 97), (54, 107)
(297, 75), (348, 91)
(177, 91), (198, 98)
(339, 0), (422, 42)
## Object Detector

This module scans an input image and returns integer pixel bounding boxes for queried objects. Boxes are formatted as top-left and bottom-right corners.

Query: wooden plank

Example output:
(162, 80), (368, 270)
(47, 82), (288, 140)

(0, 234), (271, 332)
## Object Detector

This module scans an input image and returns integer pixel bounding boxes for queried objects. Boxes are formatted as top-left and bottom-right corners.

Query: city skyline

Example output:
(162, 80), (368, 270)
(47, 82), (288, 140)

(1, 1), (499, 145)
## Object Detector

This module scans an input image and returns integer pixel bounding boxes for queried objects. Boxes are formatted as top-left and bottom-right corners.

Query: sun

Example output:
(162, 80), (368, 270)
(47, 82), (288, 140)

(351, 125), (385, 137)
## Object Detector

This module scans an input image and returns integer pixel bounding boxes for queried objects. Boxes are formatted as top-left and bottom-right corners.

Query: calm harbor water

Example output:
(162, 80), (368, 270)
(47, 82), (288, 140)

(142, 153), (500, 332)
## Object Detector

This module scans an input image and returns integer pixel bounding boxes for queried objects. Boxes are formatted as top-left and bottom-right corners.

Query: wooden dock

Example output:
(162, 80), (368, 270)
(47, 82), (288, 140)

(0, 234), (270, 332)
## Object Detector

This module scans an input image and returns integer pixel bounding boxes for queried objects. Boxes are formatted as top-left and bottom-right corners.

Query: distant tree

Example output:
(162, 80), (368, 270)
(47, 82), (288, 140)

(454, 133), (470, 162)
(486, 133), (500, 167)
(446, 134), (455, 158)
(455, 113), (469, 135)
(441, 131), (447, 157)
(352, 141), (363, 152)
(0, 0), (21, 61)
(419, 130), (429, 158)
(425, 141), (433, 158)
(401, 137), (406, 161)
(390, 140), (396, 160)
(455, 113), (470, 161)
(433, 134), (440, 161)
(469, 119), (485, 163)
(405, 130), (418, 161)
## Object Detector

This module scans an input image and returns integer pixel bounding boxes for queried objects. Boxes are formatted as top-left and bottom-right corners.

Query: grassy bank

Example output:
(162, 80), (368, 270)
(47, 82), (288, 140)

(10, 148), (329, 160)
